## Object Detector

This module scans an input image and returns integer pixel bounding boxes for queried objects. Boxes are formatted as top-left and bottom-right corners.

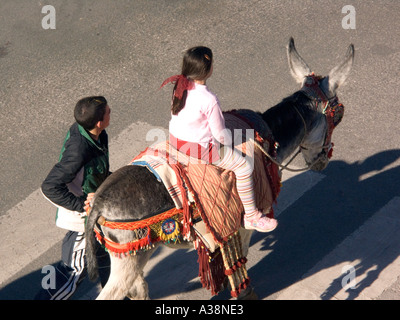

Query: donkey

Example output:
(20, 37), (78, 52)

(85, 38), (354, 300)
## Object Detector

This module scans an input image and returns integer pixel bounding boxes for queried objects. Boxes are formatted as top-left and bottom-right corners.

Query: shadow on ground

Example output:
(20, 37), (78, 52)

(1, 150), (399, 300)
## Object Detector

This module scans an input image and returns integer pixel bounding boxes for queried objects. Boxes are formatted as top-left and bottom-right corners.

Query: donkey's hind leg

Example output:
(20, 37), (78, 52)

(96, 250), (153, 300)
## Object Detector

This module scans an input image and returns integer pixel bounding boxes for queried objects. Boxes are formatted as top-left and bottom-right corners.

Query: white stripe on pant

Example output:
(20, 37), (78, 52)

(51, 232), (86, 300)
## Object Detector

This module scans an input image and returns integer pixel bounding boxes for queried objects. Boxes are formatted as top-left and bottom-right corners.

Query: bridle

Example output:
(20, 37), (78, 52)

(300, 73), (344, 158)
(253, 73), (344, 173)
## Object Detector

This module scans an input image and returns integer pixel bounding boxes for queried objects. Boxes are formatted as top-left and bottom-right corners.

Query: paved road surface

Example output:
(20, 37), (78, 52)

(0, 0), (399, 301)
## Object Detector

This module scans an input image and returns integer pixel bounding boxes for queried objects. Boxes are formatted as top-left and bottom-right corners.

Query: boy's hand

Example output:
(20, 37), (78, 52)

(83, 192), (95, 215)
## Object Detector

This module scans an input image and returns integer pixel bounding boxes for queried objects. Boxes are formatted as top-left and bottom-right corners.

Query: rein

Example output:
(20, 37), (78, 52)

(251, 139), (319, 173)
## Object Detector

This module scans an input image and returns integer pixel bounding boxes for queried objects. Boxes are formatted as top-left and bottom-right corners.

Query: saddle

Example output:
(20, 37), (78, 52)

(131, 112), (280, 241)
(128, 111), (281, 297)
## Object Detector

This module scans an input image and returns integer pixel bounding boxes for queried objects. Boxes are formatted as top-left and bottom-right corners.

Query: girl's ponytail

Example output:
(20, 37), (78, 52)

(171, 85), (187, 115)
(162, 46), (213, 115)
(160, 74), (194, 115)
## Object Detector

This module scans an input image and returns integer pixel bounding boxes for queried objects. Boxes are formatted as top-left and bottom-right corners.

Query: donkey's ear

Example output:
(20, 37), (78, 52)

(328, 44), (355, 93)
(287, 37), (311, 83)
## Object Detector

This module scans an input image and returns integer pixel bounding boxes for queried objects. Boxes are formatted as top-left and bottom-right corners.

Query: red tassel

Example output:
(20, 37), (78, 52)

(224, 268), (233, 276)
(231, 289), (239, 298)
(196, 239), (226, 296)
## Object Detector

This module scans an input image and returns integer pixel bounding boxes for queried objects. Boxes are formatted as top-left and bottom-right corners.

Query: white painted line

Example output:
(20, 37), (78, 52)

(275, 197), (400, 300)
(0, 190), (65, 286)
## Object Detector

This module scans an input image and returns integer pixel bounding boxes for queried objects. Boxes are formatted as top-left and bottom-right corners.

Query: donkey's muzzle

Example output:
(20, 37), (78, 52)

(309, 151), (329, 171)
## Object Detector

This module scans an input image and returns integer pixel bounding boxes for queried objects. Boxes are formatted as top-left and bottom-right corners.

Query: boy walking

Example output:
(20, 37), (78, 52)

(36, 96), (111, 299)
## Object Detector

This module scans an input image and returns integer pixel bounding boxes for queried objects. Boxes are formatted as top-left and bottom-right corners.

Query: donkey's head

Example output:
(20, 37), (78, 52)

(287, 37), (354, 171)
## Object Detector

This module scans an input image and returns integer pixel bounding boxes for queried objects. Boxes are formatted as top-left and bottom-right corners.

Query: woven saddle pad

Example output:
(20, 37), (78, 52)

(131, 112), (279, 243)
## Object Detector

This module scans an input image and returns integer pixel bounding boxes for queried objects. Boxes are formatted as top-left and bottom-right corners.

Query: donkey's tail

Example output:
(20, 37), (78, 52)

(85, 202), (102, 282)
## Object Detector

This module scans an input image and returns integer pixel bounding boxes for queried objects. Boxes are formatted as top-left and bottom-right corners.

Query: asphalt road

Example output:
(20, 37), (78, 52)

(0, 0), (399, 301)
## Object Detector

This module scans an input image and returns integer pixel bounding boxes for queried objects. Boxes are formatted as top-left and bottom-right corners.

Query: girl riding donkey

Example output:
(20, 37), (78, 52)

(162, 46), (278, 233)
(85, 38), (354, 300)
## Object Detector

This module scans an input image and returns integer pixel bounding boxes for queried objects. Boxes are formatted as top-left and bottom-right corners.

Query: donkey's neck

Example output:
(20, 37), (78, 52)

(261, 91), (314, 163)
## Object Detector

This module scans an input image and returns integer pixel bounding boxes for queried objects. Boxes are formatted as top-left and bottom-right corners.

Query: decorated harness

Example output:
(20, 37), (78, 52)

(301, 73), (345, 159)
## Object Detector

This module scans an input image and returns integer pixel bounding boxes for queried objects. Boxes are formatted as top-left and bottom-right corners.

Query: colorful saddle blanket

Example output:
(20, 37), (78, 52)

(130, 111), (281, 243)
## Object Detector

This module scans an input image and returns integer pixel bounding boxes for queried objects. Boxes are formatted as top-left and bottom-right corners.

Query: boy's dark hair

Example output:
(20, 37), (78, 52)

(74, 96), (108, 130)
(172, 46), (213, 115)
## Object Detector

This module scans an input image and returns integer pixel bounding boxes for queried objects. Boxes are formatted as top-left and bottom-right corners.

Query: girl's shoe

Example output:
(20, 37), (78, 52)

(244, 212), (278, 232)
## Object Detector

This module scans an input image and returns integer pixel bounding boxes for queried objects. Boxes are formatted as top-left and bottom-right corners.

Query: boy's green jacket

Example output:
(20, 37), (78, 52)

(41, 122), (110, 231)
